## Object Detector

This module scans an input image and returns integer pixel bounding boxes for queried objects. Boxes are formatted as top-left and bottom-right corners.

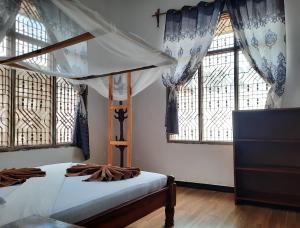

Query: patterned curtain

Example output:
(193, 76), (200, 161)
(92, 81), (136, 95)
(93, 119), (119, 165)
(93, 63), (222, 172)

(163, 0), (225, 134)
(227, 0), (286, 108)
(0, 0), (21, 42)
(73, 85), (90, 160)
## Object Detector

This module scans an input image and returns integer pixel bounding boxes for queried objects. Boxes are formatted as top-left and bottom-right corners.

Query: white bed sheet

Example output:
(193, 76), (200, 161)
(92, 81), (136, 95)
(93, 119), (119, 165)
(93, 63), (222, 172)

(0, 163), (167, 224)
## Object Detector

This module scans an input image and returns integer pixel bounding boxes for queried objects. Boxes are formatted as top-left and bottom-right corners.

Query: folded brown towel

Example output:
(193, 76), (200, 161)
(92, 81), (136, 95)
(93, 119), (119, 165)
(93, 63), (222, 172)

(0, 168), (46, 188)
(66, 164), (140, 182)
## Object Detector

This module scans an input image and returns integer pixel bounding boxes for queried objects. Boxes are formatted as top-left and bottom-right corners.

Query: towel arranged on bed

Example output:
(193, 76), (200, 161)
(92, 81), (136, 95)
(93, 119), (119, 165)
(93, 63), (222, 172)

(0, 168), (46, 188)
(65, 164), (140, 181)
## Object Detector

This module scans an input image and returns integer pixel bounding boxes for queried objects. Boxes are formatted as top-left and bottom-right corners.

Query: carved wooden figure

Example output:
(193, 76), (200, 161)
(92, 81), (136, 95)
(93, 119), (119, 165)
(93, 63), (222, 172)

(114, 101), (128, 167)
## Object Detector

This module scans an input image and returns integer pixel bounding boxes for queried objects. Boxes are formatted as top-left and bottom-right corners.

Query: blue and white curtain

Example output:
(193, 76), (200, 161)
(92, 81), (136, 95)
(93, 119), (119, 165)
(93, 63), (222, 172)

(73, 85), (90, 160)
(162, 0), (225, 134)
(227, 0), (286, 108)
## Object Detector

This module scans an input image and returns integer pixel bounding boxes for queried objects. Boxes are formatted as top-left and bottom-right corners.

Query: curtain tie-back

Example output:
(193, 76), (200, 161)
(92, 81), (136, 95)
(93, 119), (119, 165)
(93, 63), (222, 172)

(168, 86), (178, 103)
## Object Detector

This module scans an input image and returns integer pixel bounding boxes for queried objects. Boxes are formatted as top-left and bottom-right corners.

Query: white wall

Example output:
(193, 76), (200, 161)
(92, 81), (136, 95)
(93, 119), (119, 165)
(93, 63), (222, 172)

(119, 0), (203, 49)
(84, 0), (122, 25)
(86, 87), (108, 164)
(0, 147), (83, 169)
(282, 0), (300, 107)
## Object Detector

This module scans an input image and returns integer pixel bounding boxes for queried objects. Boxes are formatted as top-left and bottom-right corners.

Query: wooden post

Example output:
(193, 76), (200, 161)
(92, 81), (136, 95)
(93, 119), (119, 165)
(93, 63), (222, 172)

(165, 176), (176, 227)
(107, 76), (113, 165)
(127, 72), (132, 167)
(107, 72), (132, 167)
(0, 32), (94, 65)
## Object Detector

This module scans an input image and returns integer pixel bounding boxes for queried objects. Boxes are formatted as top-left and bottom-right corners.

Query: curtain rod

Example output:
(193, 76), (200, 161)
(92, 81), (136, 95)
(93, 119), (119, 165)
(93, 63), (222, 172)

(72, 65), (157, 80)
(151, 3), (212, 27)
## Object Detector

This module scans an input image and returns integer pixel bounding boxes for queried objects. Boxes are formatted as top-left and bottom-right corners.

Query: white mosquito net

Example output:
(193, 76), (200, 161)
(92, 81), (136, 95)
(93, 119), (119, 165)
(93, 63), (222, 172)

(0, 0), (176, 99)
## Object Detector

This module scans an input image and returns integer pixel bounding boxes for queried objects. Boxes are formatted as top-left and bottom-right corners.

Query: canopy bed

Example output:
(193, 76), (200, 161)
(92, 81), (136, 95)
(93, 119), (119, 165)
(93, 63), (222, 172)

(0, 0), (176, 227)
(0, 163), (176, 227)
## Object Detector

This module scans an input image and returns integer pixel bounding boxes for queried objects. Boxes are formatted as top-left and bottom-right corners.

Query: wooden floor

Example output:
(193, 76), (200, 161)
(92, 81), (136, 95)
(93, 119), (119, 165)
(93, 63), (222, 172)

(127, 187), (300, 228)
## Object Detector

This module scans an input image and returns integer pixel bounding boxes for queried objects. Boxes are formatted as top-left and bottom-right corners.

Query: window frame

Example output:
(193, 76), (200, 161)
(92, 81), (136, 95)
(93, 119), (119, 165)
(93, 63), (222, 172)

(167, 13), (244, 145)
(0, 69), (82, 153)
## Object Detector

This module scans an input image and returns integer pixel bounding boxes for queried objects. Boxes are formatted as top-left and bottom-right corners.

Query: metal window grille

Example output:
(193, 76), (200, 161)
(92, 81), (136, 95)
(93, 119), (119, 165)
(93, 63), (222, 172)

(16, 38), (50, 67)
(16, 1), (48, 43)
(0, 68), (79, 149)
(208, 14), (234, 52)
(15, 71), (53, 146)
(56, 78), (79, 144)
(15, 1), (50, 68)
(0, 66), (11, 147)
(202, 52), (235, 142)
(238, 51), (270, 110)
(169, 72), (199, 141)
(169, 13), (270, 143)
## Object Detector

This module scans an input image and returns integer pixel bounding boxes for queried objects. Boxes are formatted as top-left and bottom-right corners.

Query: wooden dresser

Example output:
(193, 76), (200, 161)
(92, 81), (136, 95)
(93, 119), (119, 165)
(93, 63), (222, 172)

(233, 108), (300, 208)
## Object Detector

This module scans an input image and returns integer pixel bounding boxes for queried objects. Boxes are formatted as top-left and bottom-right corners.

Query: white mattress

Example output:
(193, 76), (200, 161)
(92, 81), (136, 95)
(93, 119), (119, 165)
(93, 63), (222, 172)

(0, 163), (167, 224)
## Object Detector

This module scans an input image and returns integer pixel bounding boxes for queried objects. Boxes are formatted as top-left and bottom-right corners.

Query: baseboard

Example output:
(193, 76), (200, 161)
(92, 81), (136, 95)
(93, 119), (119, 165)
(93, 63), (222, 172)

(176, 181), (234, 193)
(236, 198), (300, 211)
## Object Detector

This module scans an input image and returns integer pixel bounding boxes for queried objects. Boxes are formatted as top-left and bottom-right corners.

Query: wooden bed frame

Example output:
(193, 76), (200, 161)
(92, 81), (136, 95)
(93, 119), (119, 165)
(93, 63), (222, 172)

(75, 176), (176, 228)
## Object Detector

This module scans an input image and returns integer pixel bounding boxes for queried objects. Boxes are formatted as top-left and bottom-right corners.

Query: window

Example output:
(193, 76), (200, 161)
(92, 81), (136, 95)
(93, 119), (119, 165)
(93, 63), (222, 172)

(15, 1), (50, 68)
(169, 13), (269, 143)
(0, 2), (80, 150)
(0, 66), (79, 149)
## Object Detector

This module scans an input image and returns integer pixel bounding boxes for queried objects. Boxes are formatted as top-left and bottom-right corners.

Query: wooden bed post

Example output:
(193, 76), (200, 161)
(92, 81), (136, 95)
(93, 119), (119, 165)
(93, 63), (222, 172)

(165, 176), (176, 227)
(107, 76), (113, 165)
(127, 72), (132, 167)
(107, 72), (133, 167)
